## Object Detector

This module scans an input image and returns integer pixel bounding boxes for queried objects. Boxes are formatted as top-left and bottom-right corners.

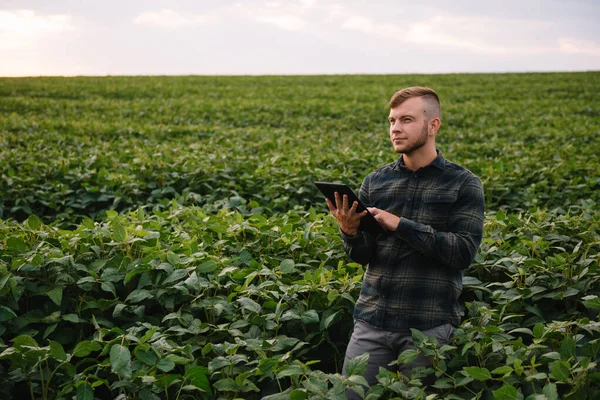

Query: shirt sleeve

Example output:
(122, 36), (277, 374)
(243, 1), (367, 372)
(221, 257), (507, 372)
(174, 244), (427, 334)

(395, 175), (485, 270)
(340, 174), (377, 265)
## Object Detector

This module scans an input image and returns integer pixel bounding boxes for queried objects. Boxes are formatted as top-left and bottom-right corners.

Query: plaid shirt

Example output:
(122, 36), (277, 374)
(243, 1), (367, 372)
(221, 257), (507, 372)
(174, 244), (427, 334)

(341, 150), (484, 332)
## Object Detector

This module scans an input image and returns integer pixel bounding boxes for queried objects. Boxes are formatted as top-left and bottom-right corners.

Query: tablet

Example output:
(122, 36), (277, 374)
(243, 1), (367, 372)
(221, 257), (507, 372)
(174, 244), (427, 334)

(314, 182), (387, 236)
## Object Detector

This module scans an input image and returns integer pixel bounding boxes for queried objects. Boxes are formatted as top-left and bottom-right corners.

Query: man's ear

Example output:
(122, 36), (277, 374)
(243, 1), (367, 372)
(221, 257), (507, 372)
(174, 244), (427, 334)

(429, 118), (441, 136)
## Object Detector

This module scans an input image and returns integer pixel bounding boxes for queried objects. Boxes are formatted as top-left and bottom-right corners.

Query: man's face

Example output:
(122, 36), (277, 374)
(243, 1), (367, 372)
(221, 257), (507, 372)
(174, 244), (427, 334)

(388, 97), (429, 155)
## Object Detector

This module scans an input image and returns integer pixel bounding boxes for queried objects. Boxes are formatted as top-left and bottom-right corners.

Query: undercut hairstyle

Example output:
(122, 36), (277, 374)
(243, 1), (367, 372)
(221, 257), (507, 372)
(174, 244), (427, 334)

(389, 86), (441, 120)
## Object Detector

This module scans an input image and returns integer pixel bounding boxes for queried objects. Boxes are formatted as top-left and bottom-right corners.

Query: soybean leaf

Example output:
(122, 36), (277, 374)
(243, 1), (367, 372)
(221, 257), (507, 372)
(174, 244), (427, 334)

(110, 344), (131, 375)
(345, 352), (369, 376)
(464, 366), (491, 381)
(396, 349), (420, 365)
(73, 340), (102, 357)
(46, 287), (63, 306)
(551, 360), (570, 381)
(76, 383), (94, 400)
(0, 306), (17, 322)
(493, 385), (518, 400)
(320, 310), (341, 331)
(49, 341), (67, 361)
(157, 358), (175, 372)
(542, 383), (559, 400)
(238, 297), (261, 314)
(186, 366), (211, 393)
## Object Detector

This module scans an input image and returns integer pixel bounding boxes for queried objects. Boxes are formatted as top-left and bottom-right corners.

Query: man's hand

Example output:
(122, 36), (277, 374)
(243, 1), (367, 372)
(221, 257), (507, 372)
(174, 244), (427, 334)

(326, 192), (368, 236)
(368, 207), (401, 231)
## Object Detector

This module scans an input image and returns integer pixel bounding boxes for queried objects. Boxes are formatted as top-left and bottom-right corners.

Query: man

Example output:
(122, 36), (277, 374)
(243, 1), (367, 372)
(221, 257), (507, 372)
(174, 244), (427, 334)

(326, 86), (484, 396)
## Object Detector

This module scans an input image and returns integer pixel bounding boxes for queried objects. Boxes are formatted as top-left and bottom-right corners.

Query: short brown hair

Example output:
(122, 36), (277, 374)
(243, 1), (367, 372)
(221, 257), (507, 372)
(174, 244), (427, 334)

(389, 86), (441, 119)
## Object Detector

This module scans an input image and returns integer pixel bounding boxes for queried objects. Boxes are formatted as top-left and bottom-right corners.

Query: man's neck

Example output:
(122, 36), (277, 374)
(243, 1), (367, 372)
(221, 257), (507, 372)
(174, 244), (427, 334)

(402, 147), (438, 171)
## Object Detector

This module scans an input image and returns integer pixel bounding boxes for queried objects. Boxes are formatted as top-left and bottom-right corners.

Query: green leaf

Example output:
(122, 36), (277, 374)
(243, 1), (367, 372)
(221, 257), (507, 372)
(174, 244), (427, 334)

(63, 313), (83, 323)
(0, 306), (17, 322)
(162, 269), (188, 285)
(46, 287), (63, 306)
(559, 336), (576, 360)
(464, 366), (492, 381)
(167, 252), (180, 266)
(509, 327), (533, 336)
(12, 335), (38, 348)
(583, 298), (600, 309)
(290, 389), (308, 400)
(301, 309), (319, 325)
(345, 352), (369, 376)
(112, 221), (126, 242)
(396, 349), (420, 365)
(7, 237), (26, 253)
(279, 259), (295, 274)
(125, 289), (153, 303)
(49, 341), (67, 361)
(493, 385), (518, 400)
(491, 366), (513, 375)
(26, 215), (42, 229)
(533, 323), (545, 338)
(209, 356), (231, 372)
(196, 260), (218, 274)
(186, 366), (211, 393)
(320, 310), (341, 331)
(101, 282), (116, 297)
(157, 358), (175, 372)
(166, 354), (191, 365)
(237, 297), (261, 313)
(43, 323), (58, 339)
(73, 340), (102, 357)
(135, 349), (157, 366)
(213, 378), (239, 392)
(258, 358), (280, 376)
(542, 383), (558, 400)
(76, 383), (94, 400)
(550, 360), (570, 381)
(110, 344), (131, 379)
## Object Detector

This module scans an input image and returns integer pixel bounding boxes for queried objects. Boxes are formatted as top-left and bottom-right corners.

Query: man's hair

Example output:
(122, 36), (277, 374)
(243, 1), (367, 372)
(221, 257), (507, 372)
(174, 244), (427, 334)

(388, 86), (441, 120)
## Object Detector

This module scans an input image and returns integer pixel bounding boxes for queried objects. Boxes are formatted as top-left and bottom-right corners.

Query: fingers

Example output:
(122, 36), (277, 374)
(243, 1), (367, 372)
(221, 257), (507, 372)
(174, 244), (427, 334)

(325, 197), (335, 213)
(334, 192), (342, 210)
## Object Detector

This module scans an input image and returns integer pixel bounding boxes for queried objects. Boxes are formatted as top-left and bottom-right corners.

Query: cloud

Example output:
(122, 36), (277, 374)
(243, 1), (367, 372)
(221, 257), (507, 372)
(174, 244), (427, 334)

(559, 37), (600, 56)
(133, 9), (215, 29)
(0, 9), (75, 50)
(254, 15), (308, 31)
(341, 13), (562, 55)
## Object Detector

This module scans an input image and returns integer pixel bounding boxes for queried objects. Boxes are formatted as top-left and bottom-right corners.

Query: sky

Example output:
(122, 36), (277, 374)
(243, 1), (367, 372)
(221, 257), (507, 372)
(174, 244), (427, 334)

(1, 0), (599, 76)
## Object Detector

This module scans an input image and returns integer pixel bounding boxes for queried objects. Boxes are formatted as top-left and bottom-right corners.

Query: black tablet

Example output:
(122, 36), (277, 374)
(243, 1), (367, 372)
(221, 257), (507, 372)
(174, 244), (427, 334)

(314, 182), (386, 236)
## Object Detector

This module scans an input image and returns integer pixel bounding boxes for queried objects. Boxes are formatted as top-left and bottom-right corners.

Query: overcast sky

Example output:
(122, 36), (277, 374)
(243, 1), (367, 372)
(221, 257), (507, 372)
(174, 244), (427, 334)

(1, 0), (599, 76)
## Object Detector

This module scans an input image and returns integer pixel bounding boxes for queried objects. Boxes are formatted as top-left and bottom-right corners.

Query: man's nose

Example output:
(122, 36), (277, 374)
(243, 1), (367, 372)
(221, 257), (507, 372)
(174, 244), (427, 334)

(391, 120), (402, 132)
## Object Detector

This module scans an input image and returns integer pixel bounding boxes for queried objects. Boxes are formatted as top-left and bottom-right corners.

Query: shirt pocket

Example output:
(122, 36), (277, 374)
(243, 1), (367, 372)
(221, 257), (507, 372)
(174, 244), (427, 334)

(420, 193), (457, 230)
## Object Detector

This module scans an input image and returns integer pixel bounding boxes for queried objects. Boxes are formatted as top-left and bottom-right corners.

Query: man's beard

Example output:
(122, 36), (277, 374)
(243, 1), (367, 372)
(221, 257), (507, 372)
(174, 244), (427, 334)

(402, 121), (429, 155)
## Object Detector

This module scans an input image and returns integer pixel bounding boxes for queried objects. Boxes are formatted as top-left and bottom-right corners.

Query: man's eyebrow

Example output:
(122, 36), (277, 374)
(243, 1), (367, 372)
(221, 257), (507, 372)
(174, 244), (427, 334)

(389, 113), (416, 119)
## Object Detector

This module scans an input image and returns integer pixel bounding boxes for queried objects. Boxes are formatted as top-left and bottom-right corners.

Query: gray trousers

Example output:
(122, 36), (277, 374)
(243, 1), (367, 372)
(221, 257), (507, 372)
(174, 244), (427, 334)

(342, 319), (454, 399)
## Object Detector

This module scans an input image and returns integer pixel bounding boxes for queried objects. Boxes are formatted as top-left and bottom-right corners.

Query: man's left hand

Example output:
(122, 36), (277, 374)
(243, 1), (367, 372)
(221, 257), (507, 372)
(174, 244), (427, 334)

(368, 208), (401, 231)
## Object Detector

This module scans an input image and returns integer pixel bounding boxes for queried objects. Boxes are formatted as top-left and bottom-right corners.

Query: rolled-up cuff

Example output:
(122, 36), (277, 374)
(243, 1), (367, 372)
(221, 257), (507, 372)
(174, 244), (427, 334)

(395, 217), (418, 239)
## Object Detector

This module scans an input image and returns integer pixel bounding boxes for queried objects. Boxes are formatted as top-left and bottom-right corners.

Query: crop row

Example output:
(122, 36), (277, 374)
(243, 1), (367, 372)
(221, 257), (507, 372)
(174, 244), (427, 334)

(1, 204), (599, 399)
(1, 73), (599, 224)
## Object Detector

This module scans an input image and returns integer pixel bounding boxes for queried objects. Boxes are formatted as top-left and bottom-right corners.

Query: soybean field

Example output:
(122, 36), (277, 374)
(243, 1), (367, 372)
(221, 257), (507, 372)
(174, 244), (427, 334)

(0, 73), (599, 399)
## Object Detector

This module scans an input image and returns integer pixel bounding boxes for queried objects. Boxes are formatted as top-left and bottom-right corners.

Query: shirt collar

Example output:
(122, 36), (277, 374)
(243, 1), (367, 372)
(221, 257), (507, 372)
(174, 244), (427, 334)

(393, 149), (446, 171)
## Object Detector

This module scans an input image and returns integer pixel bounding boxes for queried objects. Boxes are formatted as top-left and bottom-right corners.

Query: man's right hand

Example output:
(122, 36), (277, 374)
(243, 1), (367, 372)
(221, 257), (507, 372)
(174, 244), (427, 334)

(325, 192), (368, 236)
